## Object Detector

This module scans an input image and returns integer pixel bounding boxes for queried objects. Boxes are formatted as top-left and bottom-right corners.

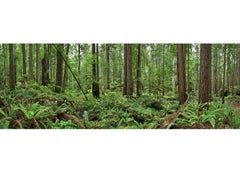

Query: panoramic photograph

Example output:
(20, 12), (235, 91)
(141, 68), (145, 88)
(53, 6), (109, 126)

(0, 43), (239, 129)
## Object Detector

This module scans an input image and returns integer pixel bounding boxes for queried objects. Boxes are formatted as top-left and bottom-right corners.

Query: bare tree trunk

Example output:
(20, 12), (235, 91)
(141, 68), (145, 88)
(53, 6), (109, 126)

(2, 45), (6, 86)
(162, 44), (165, 96)
(92, 44), (100, 98)
(105, 44), (110, 90)
(213, 45), (219, 95)
(36, 44), (40, 83)
(222, 45), (227, 104)
(78, 44), (81, 74)
(42, 44), (50, 86)
(123, 44), (133, 97)
(55, 44), (63, 92)
(136, 44), (141, 97)
(177, 44), (187, 104)
(29, 44), (34, 81)
(9, 44), (16, 90)
(199, 44), (212, 104)
(48, 44), (53, 81)
(21, 44), (27, 82)
(63, 44), (70, 89)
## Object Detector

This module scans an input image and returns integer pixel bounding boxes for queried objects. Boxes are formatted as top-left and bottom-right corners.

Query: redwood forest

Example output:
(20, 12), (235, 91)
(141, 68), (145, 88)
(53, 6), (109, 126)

(0, 43), (240, 129)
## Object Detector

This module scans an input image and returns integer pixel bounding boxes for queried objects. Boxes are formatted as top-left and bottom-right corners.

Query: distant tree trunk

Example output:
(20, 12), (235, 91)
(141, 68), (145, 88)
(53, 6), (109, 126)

(123, 44), (133, 97)
(9, 44), (16, 90)
(172, 56), (176, 92)
(222, 45), (227, 104)
(105, 44), (110, 90)
(78, 44), (81, 74)
(136, 44), (141, 97)
(21, 44), (27, 82)
(213, 45), (219, 95)
(199, 44), (212, 104)
(2, 45), (6, 86)
(63, 44), (70, 89)
(55, 44), (64, 92)
(92, 44), (100, 98)
(177, 44), (187, 104)
(29, 44), (34, 81)
(119, 45), (123, 86)
(162, 44), (165, 96)
(42, 44), (50, 86)
(48, 44), (53, 81)
(96, 44), (99, 86)
(36, 44), (40, 83)
(187, 44), (191, 93)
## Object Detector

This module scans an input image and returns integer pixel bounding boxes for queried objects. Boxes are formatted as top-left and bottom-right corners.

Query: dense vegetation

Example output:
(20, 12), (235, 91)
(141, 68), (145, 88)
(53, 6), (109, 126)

(0, 44), (240, 129)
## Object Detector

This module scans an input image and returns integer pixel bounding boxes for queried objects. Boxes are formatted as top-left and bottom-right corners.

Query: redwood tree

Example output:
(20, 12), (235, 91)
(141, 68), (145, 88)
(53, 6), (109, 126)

(55, 44), (63, 92)
(105, 44), (110, 90)
(36, 44), (40, 83)
(9, 44), (16, 90)
(123, 44), (133, 97)
(21, 44), (27, 82)
(92, 44), (100, 98)
(177, 44), (187, 104)
(42, 44), (49, 86)
(199, 44), (212, 104)
(29, 44), (34, 80)
(136, 44), (141, 97)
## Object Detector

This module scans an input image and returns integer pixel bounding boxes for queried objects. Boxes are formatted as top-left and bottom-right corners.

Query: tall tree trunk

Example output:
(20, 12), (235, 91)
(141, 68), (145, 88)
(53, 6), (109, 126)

(187, 44), (191, 93)
(78, 44), (81, 74)
(123, 44), (133, 97)
(199, 44), (212, 104)
(136, 44), (141, 97)
(177, 44), (187, 104)
(2, 45), (6, 86)
(105, 44), (110, 90)
(29, 44), (34, 81)
(63, 44), (70, 89)
(214, 45), (219, 95)
(96, 44), (99, 86)
(92, 44), (100, 98)
(162, 44), (165, 96)
(42, 44), (50, 86)
(36, 44), (40, 83)
(222, 45), (227, 104)
(55, 44), (64, 92)
(21, 44), (27, 82)
(48, 44), (53, 81)
(9, 44), (16, 90)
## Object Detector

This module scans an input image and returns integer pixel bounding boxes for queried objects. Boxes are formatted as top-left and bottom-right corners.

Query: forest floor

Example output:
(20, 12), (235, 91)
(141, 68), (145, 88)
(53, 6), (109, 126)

(226, 98), (240, 115)
(1, 83), (240, 129)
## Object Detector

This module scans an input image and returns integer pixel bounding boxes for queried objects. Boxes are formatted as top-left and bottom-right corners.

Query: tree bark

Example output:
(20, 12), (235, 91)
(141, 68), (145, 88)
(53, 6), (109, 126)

(105, 44), (110, 90)
(78, 44), (81, 74)
(55, 44), (64, 92)
(36, 44), (40, 83)
(136, 44), (141, 97)
(21, 44), (27, 82)
(9, 44), (16, 90)
(42, 44), (50, 86)
(123, 44), (133, 97)
(63, 44), (70, 89)
(177, 44), (187, 104)
(2, 45), (6, 86)
(222, 45), (227, 104)
(29, 44), (34, 81)
(199, 44), (212, 104)
(162, 44), (165, 96)
(92, 44), (100, 98)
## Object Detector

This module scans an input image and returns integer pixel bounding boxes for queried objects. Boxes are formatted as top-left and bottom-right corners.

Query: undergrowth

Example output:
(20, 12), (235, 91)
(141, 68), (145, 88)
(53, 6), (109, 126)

(0, 82), (239, 129)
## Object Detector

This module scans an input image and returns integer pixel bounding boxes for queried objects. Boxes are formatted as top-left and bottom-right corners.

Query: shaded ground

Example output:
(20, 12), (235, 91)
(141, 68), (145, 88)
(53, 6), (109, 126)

(226, 100), (240, 115)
